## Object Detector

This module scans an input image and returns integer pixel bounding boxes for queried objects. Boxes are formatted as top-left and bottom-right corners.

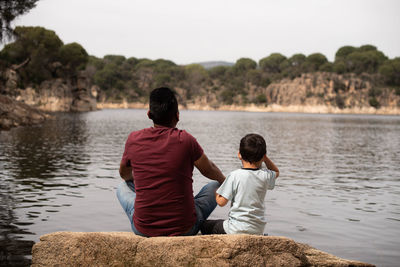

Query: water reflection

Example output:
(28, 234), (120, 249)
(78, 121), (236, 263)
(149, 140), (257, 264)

(0, 113), (91, 266)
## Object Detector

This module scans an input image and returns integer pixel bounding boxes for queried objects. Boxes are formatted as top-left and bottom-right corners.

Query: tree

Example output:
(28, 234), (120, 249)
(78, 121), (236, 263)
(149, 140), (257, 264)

(304, 53), (328, 72)
(281, 53), (306, 78)
(208, 65), (229, 80)
(259, 53), (287, 73)
(335, 46), (356, 61)
(233, 58), (257, 74)
(0, 26), (63, 84)
(379, 58), (400, 86)
(333, 44), (387, 74)
(347, 50), (387, 74)
(0, 0), (39, 42)
(58, 42), (89, 76)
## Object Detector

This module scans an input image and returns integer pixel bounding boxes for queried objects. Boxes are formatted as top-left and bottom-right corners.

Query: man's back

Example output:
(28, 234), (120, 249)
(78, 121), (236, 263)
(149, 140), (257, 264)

(121, 126), (203, 236)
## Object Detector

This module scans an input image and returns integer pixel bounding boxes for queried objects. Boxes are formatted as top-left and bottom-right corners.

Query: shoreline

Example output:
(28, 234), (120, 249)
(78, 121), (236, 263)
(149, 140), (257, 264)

(96, 102), (400, 115)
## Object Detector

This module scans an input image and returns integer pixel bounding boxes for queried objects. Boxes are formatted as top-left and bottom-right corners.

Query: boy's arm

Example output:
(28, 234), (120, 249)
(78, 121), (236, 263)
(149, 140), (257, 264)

(216, 193), (229, 207)
(195, 153), (225, 184)
(263, 155), (279, 178)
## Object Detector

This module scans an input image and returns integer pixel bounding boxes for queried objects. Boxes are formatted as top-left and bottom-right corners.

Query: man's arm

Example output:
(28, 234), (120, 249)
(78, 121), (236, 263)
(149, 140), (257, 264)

(119, 160), (133, 181)
(216, 193), (228, 207)
(194, 153), (225, 184)
(263, 155), (279, 178)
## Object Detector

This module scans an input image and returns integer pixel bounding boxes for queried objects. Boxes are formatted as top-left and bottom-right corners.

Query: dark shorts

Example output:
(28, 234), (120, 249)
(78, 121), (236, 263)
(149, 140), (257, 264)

(200, 219), (226, 235)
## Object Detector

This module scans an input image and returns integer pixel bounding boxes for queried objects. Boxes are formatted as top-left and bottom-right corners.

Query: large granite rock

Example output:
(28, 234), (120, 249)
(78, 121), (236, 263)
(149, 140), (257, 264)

(31, 232), (374, 267)
(0, 94), (50, 130)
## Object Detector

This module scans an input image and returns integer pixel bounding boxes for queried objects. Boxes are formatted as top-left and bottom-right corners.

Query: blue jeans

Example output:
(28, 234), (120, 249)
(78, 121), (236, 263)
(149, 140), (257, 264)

(116, 180), (220, 236)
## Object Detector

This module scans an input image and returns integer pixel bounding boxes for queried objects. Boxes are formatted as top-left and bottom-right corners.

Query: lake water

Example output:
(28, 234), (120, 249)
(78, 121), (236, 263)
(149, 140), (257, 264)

(0, 109), (399, 266)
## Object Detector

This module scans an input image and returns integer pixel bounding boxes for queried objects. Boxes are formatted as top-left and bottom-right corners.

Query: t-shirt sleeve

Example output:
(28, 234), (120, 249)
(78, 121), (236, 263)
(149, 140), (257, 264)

(121, 133), (132, 167)
(262, 169), (276, 190)
(216, 173), (235, 200)
(186, 131), (204, 162)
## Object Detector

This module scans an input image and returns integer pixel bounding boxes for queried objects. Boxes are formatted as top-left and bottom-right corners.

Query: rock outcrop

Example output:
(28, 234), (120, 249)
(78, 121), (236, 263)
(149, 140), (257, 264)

(31, 232), (374, 267)
(1, 67), (97, 112)
(0, 94), (50, 130)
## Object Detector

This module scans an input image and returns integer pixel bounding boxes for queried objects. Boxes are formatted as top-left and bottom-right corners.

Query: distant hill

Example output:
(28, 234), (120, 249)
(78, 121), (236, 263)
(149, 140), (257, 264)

(195, 61), (234, 69)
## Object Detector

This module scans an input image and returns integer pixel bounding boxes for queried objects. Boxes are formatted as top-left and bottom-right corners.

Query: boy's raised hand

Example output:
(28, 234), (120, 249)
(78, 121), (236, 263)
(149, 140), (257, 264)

(263, 154), (280, 178)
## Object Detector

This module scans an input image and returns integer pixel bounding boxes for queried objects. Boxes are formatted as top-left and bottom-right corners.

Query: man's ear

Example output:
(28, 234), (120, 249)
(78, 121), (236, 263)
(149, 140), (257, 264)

(147, 110), (152, 120)
(176, 111), (180, 122)
(238, 151), (242, 160)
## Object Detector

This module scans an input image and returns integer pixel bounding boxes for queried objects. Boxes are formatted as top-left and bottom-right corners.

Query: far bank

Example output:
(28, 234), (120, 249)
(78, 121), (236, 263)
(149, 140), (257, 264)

(97, 102), (400, 116)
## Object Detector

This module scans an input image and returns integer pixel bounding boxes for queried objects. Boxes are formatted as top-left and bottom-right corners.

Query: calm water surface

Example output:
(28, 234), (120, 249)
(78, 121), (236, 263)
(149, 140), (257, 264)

(0, 109), (399, 266)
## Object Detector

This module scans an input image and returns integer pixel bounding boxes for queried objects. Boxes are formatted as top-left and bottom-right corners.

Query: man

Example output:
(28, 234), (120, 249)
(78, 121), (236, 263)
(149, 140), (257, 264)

(117, 87), (225, 237)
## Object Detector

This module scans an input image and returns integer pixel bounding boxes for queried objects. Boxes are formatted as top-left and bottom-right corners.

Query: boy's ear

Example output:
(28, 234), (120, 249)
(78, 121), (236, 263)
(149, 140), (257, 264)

(238, 151), (242, 160)
(147, 110), (152, 120)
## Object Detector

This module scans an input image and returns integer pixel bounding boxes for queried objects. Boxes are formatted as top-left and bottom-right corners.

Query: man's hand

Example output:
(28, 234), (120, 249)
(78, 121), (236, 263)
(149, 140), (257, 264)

(119, 160), (133, 181)
(194, 153), (225, 184)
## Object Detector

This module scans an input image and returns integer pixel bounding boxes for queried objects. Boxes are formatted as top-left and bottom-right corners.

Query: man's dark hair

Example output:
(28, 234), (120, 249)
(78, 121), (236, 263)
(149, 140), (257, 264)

(239, 133), (267, 163)
(148, 87), (178, 126)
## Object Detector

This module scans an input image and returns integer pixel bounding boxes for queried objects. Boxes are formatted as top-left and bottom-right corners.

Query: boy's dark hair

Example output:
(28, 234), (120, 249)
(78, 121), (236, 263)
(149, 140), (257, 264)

(240, 133), (267, 163)
(148, 87), (178, 126)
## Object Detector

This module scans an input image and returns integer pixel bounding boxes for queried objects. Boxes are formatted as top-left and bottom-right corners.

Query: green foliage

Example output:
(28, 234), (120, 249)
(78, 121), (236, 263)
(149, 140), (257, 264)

(334, 45), (388, 74)
(379, 58), (400, 85)
(304, 53), (328, 72)
(281, 54), (306, 78)
(259, 53), (287, 73)
(319, 62), (333, 72)
(220, 89), (235, 105)
(0, 0), (39, 42)
(104, 55), (126, 65)
(233, 58), (257, 74)
(93, 63), (122, 91)
(255, 93), (267, 104)
(333, 60), (346, 74)
(369, 97), (380, 108)
(88, 56), (105, 70)
(0, 26), (64, 84)
(153, 73), (171, 88)
(347, 50), (387, 74)
(359, 45), (377, 52)
(335, 46), (356, 61)
(208, 66), (229, 80)
(58, 42), (89, 75)
(184, 64), (208, 82)
(4, 27), (397, 109)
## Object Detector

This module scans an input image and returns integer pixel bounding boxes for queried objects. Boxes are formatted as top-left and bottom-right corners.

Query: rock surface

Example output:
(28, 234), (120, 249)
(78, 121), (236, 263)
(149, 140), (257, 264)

(31, 232), (374, 267)
(1, 67), (97, 112)
(0, 94), (50, 130)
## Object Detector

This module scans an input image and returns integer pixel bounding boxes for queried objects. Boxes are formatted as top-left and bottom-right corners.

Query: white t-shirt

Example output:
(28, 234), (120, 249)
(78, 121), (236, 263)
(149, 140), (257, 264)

(216, 168), (276, 235)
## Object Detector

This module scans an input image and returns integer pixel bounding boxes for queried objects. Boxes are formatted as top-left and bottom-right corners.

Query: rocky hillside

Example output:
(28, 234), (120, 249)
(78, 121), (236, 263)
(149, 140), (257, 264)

(124, 72), (398, 114)
(265, 72), (399, 109)
(0, 94), (49, 130)
(0, 67), (97, 130)
(1, 68), (97, 112)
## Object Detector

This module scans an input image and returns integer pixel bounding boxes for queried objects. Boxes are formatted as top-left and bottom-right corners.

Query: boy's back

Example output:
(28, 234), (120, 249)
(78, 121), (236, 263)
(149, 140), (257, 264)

(217, 168), (276, 235)
(201, 133), (279, 236)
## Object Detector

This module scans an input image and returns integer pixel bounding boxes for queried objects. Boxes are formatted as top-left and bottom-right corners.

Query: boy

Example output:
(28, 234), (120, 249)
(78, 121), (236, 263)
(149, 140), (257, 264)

(201, 133), (279, 235)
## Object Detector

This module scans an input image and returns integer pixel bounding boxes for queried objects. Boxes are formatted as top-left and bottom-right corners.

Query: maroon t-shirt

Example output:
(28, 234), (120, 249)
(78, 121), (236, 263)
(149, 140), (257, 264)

(121, 126), (204, 236)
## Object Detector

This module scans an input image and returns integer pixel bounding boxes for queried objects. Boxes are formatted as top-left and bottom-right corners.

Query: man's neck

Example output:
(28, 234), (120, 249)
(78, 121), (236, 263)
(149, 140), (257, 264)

(153, 123), (176, 128)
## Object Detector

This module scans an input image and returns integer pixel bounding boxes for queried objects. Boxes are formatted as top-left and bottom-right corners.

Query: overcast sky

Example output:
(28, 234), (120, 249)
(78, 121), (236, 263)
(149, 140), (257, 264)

(11, 0), (400, 64)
